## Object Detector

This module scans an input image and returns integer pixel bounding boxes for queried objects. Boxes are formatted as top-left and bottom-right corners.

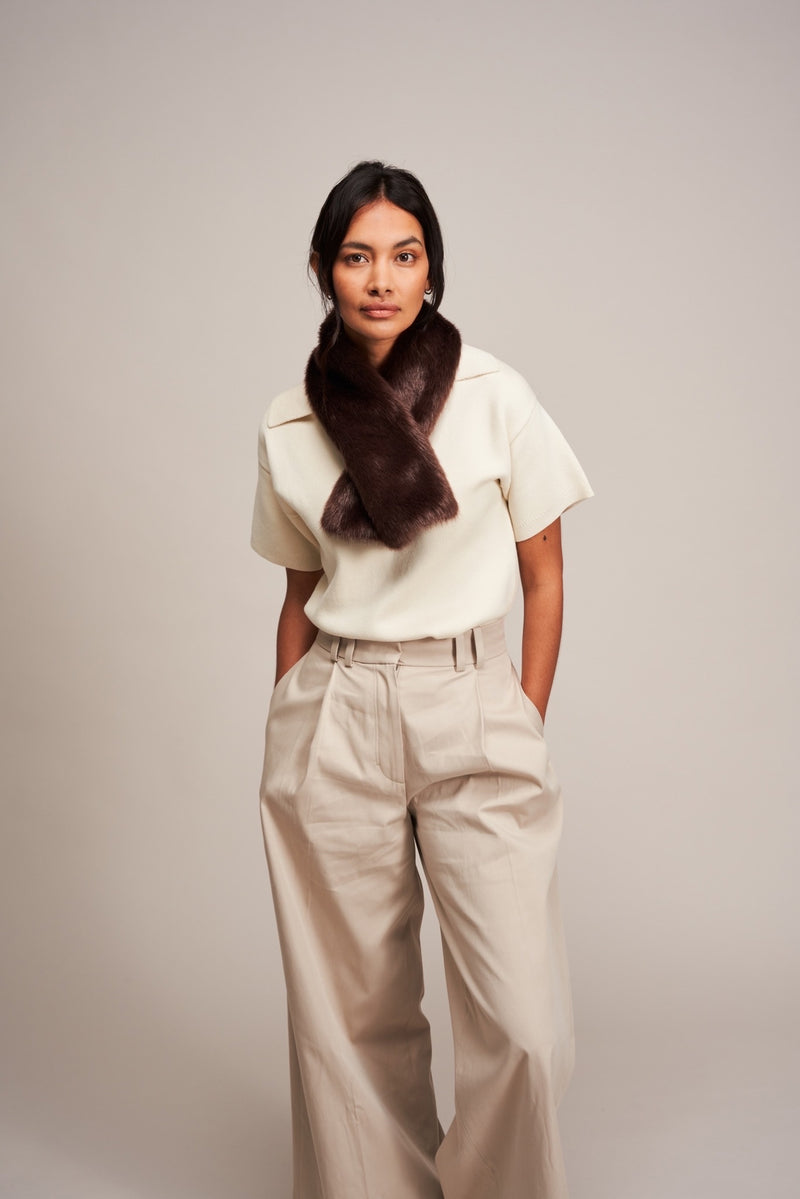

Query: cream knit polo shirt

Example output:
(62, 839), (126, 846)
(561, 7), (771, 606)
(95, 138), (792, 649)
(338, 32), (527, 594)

(251, 346), (592, 640)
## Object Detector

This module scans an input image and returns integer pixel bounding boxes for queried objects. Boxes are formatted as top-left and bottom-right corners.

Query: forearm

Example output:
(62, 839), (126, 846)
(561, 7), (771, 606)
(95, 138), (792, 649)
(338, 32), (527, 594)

(275, 568), (323, 685)
(520, 577), (563, 721)
(516, 518), (564, 722)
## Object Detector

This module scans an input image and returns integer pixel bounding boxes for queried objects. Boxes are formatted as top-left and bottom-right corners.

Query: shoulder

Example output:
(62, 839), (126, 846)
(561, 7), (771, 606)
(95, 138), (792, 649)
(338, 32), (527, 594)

(256, 383), (314, 472)
(455, 345), (539, 434)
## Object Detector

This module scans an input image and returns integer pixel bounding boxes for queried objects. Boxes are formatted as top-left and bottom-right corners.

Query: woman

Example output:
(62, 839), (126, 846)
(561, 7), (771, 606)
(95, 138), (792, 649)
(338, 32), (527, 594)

(252, 161), (592, 1199)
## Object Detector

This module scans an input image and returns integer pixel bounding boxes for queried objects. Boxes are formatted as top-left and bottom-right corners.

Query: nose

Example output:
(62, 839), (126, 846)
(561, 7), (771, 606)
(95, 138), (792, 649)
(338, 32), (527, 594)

(367, 260), (392, 295)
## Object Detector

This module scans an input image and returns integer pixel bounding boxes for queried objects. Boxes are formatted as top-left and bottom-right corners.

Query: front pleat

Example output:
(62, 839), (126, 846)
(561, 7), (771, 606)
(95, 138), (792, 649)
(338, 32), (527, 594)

(261, 644), (339, 817)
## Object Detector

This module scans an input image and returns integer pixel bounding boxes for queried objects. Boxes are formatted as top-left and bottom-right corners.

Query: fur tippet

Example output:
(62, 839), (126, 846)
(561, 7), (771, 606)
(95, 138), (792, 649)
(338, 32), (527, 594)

(304, 306), (462, 550)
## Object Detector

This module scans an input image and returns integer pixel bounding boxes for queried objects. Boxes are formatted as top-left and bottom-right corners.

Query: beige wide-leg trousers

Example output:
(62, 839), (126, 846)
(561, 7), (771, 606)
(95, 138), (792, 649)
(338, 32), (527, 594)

(259, 618), (574, 1199)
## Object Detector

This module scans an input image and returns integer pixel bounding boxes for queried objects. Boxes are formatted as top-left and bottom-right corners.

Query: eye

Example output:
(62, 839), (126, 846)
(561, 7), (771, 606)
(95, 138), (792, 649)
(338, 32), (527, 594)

(343, 252), (368, 264)
(396, 251), (417, 264)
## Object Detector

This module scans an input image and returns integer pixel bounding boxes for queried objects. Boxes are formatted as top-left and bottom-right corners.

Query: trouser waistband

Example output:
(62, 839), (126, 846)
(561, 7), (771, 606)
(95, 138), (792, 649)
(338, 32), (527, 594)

(315, 618), (507, 672)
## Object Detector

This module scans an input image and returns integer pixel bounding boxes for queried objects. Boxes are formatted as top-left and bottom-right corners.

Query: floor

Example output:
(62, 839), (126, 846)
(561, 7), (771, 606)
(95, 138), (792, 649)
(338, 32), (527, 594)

(2, 1016), (796, 1198)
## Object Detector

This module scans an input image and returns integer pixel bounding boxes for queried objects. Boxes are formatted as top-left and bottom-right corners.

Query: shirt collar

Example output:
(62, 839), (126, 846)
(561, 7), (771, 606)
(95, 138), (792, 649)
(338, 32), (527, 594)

(267, 345), (499, 428)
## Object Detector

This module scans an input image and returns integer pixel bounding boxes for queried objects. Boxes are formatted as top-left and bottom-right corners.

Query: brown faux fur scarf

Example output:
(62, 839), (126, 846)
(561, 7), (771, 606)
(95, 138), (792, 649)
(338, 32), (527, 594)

(305, 307), (462, 550)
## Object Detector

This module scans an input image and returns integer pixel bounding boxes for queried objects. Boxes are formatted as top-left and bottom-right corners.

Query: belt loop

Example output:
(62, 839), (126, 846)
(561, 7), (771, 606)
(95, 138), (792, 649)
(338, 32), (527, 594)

(454, 631), (466, 672)
(329, 636), (340, 663)
(472, 625), (485, 668)
(343, 638), (356, 668)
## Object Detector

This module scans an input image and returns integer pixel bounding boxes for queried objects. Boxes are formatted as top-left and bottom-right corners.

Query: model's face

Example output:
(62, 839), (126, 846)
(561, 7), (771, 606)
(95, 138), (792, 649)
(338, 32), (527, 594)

(330, 198), (430, 368)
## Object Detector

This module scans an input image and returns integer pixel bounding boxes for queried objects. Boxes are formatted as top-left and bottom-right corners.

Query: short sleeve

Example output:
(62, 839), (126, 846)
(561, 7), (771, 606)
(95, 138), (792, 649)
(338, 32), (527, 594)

(504, 394), (593, 541)
(250, 429), (323, 571)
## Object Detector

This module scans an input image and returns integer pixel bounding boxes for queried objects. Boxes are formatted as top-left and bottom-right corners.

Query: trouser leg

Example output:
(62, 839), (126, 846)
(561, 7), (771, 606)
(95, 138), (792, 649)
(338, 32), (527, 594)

(401, 649), (574, 1199)
(287, 1010), (325, 1199)
(259, 642), (443, 1199)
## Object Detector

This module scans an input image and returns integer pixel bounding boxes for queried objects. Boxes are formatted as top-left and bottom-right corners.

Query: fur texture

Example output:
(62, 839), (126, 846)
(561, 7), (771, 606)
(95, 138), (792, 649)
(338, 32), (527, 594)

(305, 307), (462, 550)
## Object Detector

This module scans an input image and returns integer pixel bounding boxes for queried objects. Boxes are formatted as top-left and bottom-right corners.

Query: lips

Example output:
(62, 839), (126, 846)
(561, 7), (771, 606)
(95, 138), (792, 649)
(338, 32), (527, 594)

(362, 305), (400, 317)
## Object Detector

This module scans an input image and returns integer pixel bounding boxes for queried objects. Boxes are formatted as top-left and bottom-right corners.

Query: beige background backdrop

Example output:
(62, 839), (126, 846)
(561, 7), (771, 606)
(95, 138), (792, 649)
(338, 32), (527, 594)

(2, 1), (798, 1196)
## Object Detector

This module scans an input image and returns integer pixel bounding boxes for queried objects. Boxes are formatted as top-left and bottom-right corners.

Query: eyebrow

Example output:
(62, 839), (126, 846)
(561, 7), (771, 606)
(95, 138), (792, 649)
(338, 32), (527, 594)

(340, 236), (424, 251)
